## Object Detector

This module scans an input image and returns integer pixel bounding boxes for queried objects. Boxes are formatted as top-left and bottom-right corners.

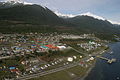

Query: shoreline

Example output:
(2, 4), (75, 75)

(26, 47), (109, 80)
(81, 60), (96, 80)
(76, 48), (109, 80)
(74, 60), (96, 80)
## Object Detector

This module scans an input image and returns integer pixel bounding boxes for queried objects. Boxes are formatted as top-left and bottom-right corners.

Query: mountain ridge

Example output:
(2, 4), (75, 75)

(55, 11), (120, 25)
(0, 2), (120, 40)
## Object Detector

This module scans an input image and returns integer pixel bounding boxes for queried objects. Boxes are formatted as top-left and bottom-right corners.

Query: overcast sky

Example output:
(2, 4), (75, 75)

(1, 0), (120, 23)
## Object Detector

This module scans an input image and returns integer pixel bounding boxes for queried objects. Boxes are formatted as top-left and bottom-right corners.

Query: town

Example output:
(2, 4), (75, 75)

(0, 32), (109, 80)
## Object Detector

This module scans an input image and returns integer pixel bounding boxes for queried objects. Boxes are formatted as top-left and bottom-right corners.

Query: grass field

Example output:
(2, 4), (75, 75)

(29, 65), (89, 80)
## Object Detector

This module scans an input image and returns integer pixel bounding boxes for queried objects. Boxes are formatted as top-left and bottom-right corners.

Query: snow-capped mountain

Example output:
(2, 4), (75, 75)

(0, 0), (33, 8)
(54, 11), (76, 18)
(0, 2), (120, 39)
(107, 20), (120, 25)
(55, 11), (120, 25)
(4, 0), (33, 5)
(80, 12), (105, 20)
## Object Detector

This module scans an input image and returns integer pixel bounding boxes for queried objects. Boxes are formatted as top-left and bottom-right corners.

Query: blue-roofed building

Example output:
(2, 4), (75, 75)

(40, 46), (48, 49)
(9, 67), (15, 70)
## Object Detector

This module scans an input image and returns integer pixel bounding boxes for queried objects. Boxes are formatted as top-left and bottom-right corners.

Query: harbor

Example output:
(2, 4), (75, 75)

(96, 55), (116, 64)
(85, 42), (120, 80)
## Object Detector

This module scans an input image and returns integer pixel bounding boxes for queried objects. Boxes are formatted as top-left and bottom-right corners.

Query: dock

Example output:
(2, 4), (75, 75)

(97, 55), (116, 64)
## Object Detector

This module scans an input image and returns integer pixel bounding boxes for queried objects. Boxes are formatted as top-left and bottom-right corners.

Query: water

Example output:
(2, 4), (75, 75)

(85, 42), (120, 80)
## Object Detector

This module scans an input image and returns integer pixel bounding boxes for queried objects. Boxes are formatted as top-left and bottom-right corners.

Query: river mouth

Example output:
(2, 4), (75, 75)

(85, 42), (120, 80)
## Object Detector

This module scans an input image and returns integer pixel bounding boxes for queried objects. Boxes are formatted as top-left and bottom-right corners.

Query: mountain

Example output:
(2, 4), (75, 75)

(0, 1), (24, 8)
(55, 11), (120, 25)
(0, 1), (120, 40)
(0, 2), (64, 25)
(65, 16), (114, 32)
(64, 15), (120, 40)
(55, 11), (120, 40)
(55, 11), (120, 34)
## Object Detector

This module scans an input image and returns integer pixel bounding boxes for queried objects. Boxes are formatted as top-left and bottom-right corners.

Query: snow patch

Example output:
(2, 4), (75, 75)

(23, 2), (33, 5)
(3, 0), (33, 5)
(108, 20), (120, 25)
(54, 11), (120, 25)
(54, 11), (76, 18)
(80, 12), (105, 20)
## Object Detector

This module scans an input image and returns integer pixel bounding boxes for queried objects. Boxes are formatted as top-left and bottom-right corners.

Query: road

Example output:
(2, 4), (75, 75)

(17, 46), (90, 80)
(17, 62), (79, 80)
(71, 47), (88, 56)
(17, 56), (92, 80)
(17, 47), (106, 80)
(0, 56), (12, 60)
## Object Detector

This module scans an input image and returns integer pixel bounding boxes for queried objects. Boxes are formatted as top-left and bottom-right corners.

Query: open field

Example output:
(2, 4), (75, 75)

(29, 65), (90, 80)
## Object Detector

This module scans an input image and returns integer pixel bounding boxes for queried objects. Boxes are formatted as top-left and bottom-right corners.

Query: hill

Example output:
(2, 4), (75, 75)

(0, 2), (120, 40)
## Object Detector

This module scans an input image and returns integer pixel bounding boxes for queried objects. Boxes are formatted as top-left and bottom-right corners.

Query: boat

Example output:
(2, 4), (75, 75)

(109, 51), (113, 54)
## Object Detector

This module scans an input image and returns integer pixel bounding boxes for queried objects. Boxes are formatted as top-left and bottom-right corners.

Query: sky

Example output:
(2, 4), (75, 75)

(1, 0), (120, 24)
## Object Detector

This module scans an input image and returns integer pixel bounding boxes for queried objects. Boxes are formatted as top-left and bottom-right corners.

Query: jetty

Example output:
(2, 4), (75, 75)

(97, 55), (116, 64)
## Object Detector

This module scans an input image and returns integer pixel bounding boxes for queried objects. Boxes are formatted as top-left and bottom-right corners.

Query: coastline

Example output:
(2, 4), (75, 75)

(74, 60), (96, 80)
(76, 48), (109, 80)
(26, 47), (110, 80)
(81, 60), (96, 80)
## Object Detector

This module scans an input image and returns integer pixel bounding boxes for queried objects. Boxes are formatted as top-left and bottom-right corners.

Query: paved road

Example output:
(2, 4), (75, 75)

(17, 47), (90, 80)
(17, 62), (79, 80)
(0, 56), (12, 60)
(71, 47), (88, 56)
(0, 54), (22, 60)
(17, 47), (106, 80)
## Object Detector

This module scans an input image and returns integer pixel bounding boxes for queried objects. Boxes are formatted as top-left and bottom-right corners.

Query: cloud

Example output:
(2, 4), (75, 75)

(1, 0), (120, 24)
(38, 0), (106, 10)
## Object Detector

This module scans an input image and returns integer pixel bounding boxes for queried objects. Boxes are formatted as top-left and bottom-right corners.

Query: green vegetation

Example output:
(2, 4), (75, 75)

(0, 4), (120, 40)
(0, 59), (24, 70)
(33, 49), (83, 62)
(0, 70), (12, 79)
(0, 24), (57, 33)
(60, 39), (89, 53)
(29, 65), (89, 80)
(0, 58), (25, 79)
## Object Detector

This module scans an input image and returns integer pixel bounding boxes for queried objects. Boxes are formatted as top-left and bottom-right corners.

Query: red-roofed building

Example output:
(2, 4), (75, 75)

(46, 44), (59, 50)
(10, 69), (18, 72)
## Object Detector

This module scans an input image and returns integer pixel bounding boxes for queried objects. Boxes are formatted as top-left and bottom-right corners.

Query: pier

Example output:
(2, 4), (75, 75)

(97, 55), (116, 64)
